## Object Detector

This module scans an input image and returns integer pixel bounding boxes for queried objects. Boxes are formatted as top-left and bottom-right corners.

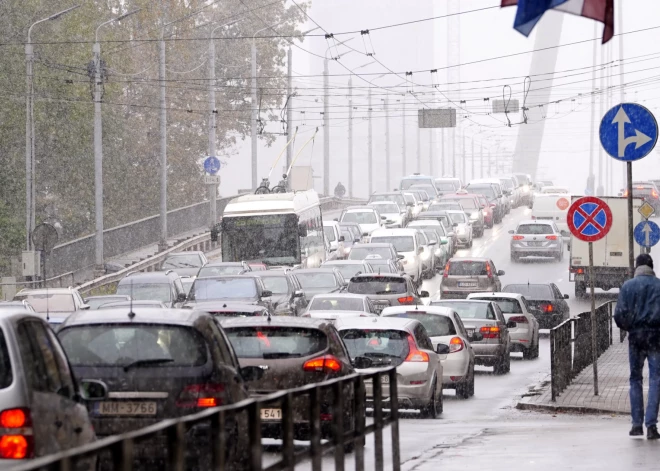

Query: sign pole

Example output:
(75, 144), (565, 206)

(627, 162), (634, 278)
(588, 241), (599, 396)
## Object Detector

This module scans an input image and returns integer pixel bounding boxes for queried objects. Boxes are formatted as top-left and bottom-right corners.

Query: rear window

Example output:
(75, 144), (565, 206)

(371, 236), (414, 253)
(323, 226), (336, 242)
(432, 301), (495, 320)
(348, 277), (407, 295)
(435, 181), (457, 191)
(388, 313), (456, 336)
(449, 213), (467, 224)
(341, 211), (377, 224)
(349, 247), (392, 260)
(224, 327), (327, 359)
(373, 204), (400, 214)
(189, 278), (257, 301)
(86, 296), (127, 310)
(310, 297), (364, 312)
(503, 284), (553, 300)
(117, 283), (171, 302)
(517, 224), (553, 235)
(0, 329), (12, 389)
(448, 261), (488, 276)
(367, 261), (395, 273)
(429, 203), (462, 212)
(466, 186), (495, 199)
(339, 329), (409, 366)
(444, 197), (477, 209)
(162, 254), (203, 269)
(295, 273), (338, 289)
(369, 194), (405, 206)
(59, 325), (207, 367)
(471, 297), (522, 314)
(198, 265), (244, 277)
(18, 293), (75, 313)
(324, 264), (365, 280)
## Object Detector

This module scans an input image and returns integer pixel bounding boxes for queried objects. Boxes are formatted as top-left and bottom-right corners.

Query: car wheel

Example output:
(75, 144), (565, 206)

(523, 344), (534, 359)
(420, 380), (440, 418)
(469, 365), (476, 397)
(468, 239), (473, 248)
(456, 364), (473, 399)
(494, 351), (510, 375)
(511, 253), (518, 263)
(533, 337), (540, 359)
(555, 251), (563, 262)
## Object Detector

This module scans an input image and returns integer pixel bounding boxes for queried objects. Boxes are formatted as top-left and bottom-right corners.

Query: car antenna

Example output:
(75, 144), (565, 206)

(128, 280), (136, 319)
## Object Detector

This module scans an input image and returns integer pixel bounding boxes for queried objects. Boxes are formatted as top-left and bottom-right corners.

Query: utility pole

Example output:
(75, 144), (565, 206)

(208, 28), (218, 229)
(348, 77), (353, 197)
(451, 130), (456, 177)
(480, 142), (483, 178)
(158, 25), (168, 251)
(384, 94), (390, 190)
(368, 88), (373, 195)
(441, 129), (445, 176)
(323, 57), (330, 195)
(471, 138), (475, 181)
(416, 122), (421, 173)
(286, 47), (293, 175)
(429, 130), (434, 176)
(402, 94), (406, 176)
(461, 131), (466, 184)
(251, 39), (258, 190)
(597, 40), (605, 196)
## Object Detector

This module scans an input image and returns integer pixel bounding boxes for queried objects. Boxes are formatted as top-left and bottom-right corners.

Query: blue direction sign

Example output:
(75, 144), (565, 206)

(634, 220), (660, 248)
(599, 103), (658, 162)
(203, 156), (221, 175)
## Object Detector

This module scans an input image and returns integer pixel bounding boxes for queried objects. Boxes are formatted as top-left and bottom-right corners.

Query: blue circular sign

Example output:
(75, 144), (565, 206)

(599, 103), (658, 162)
(634, 220), (660, 248)
(203, 156), (221, 175)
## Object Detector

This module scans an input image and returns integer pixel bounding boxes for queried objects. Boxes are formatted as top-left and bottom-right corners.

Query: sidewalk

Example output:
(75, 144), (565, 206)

(517, 326), (645, 415)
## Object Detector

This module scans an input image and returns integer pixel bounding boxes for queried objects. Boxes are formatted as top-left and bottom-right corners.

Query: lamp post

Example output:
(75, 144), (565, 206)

(25, 5), (80, 251)
(93, 9), (140, 274)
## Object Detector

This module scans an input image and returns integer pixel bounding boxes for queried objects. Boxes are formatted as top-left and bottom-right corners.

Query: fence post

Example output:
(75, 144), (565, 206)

(373, 373), (384, 471)
(309, 387), (322, 471)
(210, 409), (226, 471)
(281, 392), (295, 470)
(167, 422), (185, 471)
(389, 368), (401, 471)
(354, 377), (366, 471)
(332, 381), (345, 471)
(550, 328), (556, 402)
(248, 402), (262, 471)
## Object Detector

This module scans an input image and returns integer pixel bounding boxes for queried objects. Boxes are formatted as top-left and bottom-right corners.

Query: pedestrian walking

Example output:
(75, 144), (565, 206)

(614, 253), (660, 440)
(334, 182), (346, 198)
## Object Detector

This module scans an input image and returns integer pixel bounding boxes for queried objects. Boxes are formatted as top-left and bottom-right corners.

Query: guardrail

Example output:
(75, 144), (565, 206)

(550, 301), (615, 401)
(12, 368), (399, 471)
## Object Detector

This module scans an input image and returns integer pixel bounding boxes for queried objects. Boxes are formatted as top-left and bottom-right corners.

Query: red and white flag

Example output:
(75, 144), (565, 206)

(501, 0), (614, 43)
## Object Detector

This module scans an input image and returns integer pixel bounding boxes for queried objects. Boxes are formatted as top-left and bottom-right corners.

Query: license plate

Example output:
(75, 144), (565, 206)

(458, 282), (477, 288)
(527, 241), (543, 247)
(466, 328), (475, 335)
(575, 274), (585, 281)
(379, 375), (390, 384)
(96, 401), (157, 416)
(260, 408), (282, 421)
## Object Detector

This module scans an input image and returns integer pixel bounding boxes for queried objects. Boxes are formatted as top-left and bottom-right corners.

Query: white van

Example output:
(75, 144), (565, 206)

(531, 194), (571, 239)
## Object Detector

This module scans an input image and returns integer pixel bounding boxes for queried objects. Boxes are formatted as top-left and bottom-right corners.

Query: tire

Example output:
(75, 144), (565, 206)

(420, 380), (440, 418)
(468, 366), (475, 397)
(456, 364), (473, 399)
(575, 281), (587, 299)
(555, 251), (563, 262)
(533, 337), (540, 359)
(523, 344), (533, 360)
(468, 239), (473, 248)
(511, 253), (518, 263)
(494, 351), (510, 375)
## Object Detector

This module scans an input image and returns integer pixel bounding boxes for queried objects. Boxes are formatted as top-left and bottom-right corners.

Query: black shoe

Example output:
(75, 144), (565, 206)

(647, 426), (660, 440)
(630, 426), (644, 436)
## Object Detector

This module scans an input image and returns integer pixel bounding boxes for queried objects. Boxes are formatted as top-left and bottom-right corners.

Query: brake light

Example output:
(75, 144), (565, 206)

(0, 409), (28, 429)
(577, 268), (584, 274)
(486, 263), (493, 279)
(623, 190), (629, 197)
(480, 326), (500, 339)
(545, 235), (558, 240)
(443, 262), (450, 278)
(257, 331), (271, 347)
(405, 335), (429, 362)
(177, 384), (225, 408)
(449, 337), (464, 353)
(303, 355), (342, 373)
(398, 296), (415, 304)
(542, 304), (554, 312)
(0, 408), (33, 460)
(508, 315), (528, 323)
(0, 436), (29, 460)
(653, 191), (659, 199)
(512, 235), (524, 240)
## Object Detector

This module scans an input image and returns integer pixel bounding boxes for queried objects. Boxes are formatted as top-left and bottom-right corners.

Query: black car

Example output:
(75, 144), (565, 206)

(115, 271), (187, 308)
(57, 308), (259, 468)
(197, 261), (251, 277)
(185, 275), (274, 313)
(290, 268), (347, 298)
(502, 283), (570, 328)
(192, 301), (270, 318)
(242, 270), (309, 316)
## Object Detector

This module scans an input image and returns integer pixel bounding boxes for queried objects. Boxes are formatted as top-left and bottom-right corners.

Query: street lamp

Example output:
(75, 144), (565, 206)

(93, 9), (140, 274)
(25, 5), (80, 253)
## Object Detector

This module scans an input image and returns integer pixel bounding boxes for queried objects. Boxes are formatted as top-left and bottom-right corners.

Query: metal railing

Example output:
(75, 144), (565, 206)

(550, 301), (615, 401)
(12, 368), (399, 471)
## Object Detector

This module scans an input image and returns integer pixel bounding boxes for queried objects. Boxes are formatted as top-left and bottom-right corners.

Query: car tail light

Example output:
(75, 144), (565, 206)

(509, 315), (528, 323)
(653, 191), (659, 199)
(449, 337), (464, 353)
(177, 384), (225, 408)
(443, 262), (450, 278)
(486, 263), (493, 279)
(512, 235), (524, 240)
(398, 296), (415, 304)
(623, 190), (629, 197)
(541, 304), (554, 312)
(480, 326), (500, 339)
(303, 355), (342, 373)
(405, 335), (429, 362)
(546, 235), (558, 241)
(0, 408), (33, 460)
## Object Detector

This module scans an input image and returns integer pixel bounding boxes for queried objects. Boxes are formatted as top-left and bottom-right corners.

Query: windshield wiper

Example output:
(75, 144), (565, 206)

(123, 358), (174, 372)
(262, 352), (303, 359)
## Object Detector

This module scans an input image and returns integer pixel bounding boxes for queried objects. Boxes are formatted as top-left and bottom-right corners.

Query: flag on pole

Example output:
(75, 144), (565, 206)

(501, 0), (614, 43)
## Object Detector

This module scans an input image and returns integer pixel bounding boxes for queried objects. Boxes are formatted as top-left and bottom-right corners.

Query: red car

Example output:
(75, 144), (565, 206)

(478, 195), (494, 228)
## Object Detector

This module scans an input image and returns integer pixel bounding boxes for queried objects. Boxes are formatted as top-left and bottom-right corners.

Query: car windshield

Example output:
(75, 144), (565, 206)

(162, 254), (202, 269)
(369, 194), (405, 206)
(17, 293), (75, 313)
(295, 273), (338, 289)
(339, 329), (409, 366)
(86, 296), (128, 310)
(404, 194), (415, 204)
(323, 226), (336, 242)
(349, 247), (393, 260)
(259, 276), (289, 295)
(417, 191), (430, 201)
(225, 327), (327, 359)
(449, 213), (467, 224)
(341, 229), (354, 242)
(445, 197), (477, 209)
(467, 186), (495, 199)
(0, 329), (11, 389)
(448, 261), (488, 276)
(367, 261), (395, 273)
(371, 236), (414, 253)
(189, 278), (257, 301)
(429, 203), (462, 212)
(59, 325), (207, 367)
(471, 297), (522, 314)
(310, 297), (365, 311)
(348, 277), (407, 295)
(503, 284), (553, 300)
(421, 230), (439, 243)
(324, 263), (365, 279)
(198, 265), (244, 277)
(388, 313), (456, 336)
(432, 301), (495, 320)
(342, 211), (377, 224)
(435, 181), (457, 191)
(517, 224), (554, 235)
(372, 203), (400, 214)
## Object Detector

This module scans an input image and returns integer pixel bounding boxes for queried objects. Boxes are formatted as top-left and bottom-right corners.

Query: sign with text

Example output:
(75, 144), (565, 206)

(418, 108), (456, 128)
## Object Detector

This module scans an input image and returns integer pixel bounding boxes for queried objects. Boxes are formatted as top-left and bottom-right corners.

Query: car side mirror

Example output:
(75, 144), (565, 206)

(176, 293), (187, 303)
(508, 230), (515, 234)
(469, 332), (484, 342)
(397, 254), (405, 260)
(354, 238), (361, 243)
(79, 379), (109, 402)
(339, 236), (345, 242)
(436, 344), (450, 355)
(506, 320), (517, 329)
(261, 290), (273, 298)
(560, 230), (570, 237)
(497, 270), (505, 276)
(79, 304), (91, 310)
(240, 366), (265, 382)
(352, 356), (373, 369)
(453, 223), (458, 227)
(448, 232), (455, 238)
(381, 215), (387, 220)
(407, 202), (413, 207)
(293, 290), (304, 298)
(420, 290), (429, 298)
(563, 294), (570, 299)
(440, 237), (448, 245)
(362, 232), (369, 237)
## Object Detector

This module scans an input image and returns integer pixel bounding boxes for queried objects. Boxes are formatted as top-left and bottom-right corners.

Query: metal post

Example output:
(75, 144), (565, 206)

(597, 43), (605, 196)
(587, 22), (597, 195)
(25, 42), (34, 251)
(480, 141), (483, 178)
(627, 163), (634, 278)
(402, 94), (406, 177)
(416, 120), (421, 173)
(323, 58), (330, 195)
(158, 30), (168, 251)
(348, 77), (353, 197)
(286, 46), (293, 173)
(461, 130), (466, 183)
(368, 89), (373, 195)
(471, 138), (475, 180)
(452, 130), (456, 177)
(251, 40), (258, 190)
(618, 1), (626, 192)
(385, 94), (390, 190)
(589, 242), (599, 395)
(93, 42), (103, 271)
(208, 32), (218, 228)
(429, 129), (433, 176)
(440, 129), (445, 175)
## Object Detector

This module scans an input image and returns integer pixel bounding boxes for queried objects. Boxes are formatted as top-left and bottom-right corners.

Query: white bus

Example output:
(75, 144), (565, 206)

(220, 190), (326, 268)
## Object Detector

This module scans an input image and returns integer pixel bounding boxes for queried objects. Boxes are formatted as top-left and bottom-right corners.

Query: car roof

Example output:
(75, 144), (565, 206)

(334, 316), (419, 331)
(15, 287), (76, 296)
(310, 293), (368, 300)
(381, 305), (455, 317)
(118, 271), (178, 283)
(352, 243), (394, 249)
(517, 219), (554, 225)
(291, 268), (339, 274)
(448, 257), (490, 262)
(468, 292), (524, 301)
(60, 308), (204, 327)
(220, 316), (331, 329)
(351, 273), (406, 280)
(85, 295), (129, 300)
(242, 270), (288, 278)
(344, 207), (377, 212)
(431, 299), (493, 306)
(204, 261), (245, 266)
(322, 260), (368, 265)
(0, 310), (44, 326)
(166, 251), (204, 257)
(192, 302), (268, 312)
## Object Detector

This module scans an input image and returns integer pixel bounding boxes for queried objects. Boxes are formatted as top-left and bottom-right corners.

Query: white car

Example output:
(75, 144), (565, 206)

(339, 207), (384, 238)
(302, 293), (378, 320)
(403, 192), (424, 218)
(446, 210), (473, 248)
(369, 201), (405, 228)
(466, 292), (540, 359)
(370, 228), (431, 284)
(323, 220), (347, 258)
(381, 305), (477, 398)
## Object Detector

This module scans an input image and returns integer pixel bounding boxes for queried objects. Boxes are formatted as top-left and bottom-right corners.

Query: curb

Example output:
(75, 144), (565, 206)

(515, 401), (628, 416)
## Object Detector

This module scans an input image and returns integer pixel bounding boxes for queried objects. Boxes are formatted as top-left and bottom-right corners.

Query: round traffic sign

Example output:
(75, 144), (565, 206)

(566, 197), (613, 242)
(556, 197), (569, 210)
(32, 223), (59, 252)
(599, 103), (658, 162)
(203, 156), (221, 175)
(634, 220), (660, 248)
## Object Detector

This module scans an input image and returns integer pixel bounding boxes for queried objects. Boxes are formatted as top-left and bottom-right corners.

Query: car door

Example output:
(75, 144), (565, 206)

(492, 304), (510, 350)
(551, 283), (569, 316)
(489, 260), (502, 291)
(414, 325), (442, 382)
(289, 275), (308, 313)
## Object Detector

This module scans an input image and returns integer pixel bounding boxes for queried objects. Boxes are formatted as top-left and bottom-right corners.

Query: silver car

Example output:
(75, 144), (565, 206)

(509, 220), (565, 262)
(302, 293), (378, 320)
(336, 317), (446, 418)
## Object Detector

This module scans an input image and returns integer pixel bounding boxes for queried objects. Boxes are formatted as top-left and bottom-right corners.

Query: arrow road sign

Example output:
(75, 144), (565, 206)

(203, 156), (221, 175)
(634, 220), (660, 248)
(599, 103), (658, 162)
(567, 196), (613, 243)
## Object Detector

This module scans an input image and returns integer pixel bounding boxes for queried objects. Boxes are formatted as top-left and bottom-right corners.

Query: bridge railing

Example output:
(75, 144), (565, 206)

(11, 368), (400, 471)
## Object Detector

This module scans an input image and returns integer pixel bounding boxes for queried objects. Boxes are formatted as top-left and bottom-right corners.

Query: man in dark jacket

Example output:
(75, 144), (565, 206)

(614, 254), (660, 439)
